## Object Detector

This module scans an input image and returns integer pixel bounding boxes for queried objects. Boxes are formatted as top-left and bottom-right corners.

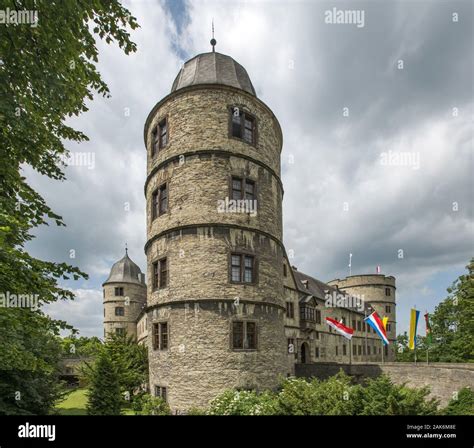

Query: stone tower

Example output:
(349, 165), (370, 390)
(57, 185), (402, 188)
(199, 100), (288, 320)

(102, 250), (146, 340)
(144, 50), (287, 411)
(327, 274), (397, 360)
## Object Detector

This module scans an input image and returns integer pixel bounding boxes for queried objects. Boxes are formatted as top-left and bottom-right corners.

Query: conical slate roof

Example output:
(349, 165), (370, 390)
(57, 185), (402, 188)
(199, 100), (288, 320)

(103, 251), (145, 286)
(171, 52), (256, 96)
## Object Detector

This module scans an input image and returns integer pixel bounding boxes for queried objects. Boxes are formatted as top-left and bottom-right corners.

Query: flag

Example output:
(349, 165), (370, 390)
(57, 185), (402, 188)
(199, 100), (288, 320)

(382, 316), (389, 331)
(376, 266), (381, 274)
(365, 311), (389, 345)
(424, 312), (432, 345)
(326, 317), (354, 340)
(409, 308), (420, 350)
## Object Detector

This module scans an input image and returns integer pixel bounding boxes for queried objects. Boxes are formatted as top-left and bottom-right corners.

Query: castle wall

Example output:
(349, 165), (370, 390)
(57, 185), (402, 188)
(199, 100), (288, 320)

(295, 362), (474, 407)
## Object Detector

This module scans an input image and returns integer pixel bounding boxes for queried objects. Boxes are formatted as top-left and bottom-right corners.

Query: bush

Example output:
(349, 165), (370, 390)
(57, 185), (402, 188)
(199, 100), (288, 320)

(207, 371), (440, 416)
(443, 387), (474, 415)
(133, 394), (171, 416)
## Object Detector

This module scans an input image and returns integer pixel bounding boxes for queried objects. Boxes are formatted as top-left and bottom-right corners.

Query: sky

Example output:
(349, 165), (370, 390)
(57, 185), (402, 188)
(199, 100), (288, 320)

(25, 0), (473, 337)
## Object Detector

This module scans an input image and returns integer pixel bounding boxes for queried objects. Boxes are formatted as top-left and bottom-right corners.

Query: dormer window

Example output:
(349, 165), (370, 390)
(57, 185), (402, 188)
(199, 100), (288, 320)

(230, 107), (256, 145)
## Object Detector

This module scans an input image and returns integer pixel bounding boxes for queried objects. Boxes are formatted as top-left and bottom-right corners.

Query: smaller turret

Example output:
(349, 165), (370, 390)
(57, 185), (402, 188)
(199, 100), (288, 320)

(102, 249), (146, 340)
(327, 274), (397, 360)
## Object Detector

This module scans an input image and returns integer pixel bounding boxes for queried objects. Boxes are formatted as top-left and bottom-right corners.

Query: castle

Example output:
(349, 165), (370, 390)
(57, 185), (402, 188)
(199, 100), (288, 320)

(102, 48), (396, 412)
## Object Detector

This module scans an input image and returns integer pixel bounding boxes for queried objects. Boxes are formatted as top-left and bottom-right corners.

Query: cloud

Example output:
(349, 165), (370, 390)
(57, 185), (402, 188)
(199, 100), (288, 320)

(26, 0), (472, 336)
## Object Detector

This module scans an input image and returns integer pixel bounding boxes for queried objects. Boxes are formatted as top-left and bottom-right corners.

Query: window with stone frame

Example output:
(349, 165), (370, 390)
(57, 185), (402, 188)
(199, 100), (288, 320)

(358, 345), (362, 356)
(352, 344), (357, 356)
(152, 258), (167, 290)
(115, 306), (124, 316)
(230, 107), (256, 144)
(385, 287), (391, 296)
(315, 347), (320, 358)
(152, 183), (168, 220)
(154, 385), (167, 402)
(343, 345), (347, 356)
(283, 263), (287, 277)
(232, 321), (257, 350)
(115, 328), (125, 336)
(152, 322), (169, 350)
(385, 305), (391, 313)
(230, 253), (255, 283)
(286, 301), (294, 319)
(115, 287), (124, 296)
(231, 176), (256, 202)
(335, 346), (339, 356)
(300, 305), (316, 322)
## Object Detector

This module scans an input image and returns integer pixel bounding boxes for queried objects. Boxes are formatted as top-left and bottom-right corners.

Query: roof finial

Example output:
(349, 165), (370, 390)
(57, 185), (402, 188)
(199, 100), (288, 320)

(125, 242), (128, 256)
(210, 19), (216, 52)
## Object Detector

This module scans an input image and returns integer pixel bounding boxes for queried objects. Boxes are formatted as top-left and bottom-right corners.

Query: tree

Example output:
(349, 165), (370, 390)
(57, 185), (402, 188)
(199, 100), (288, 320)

(86, 352), (122, 415)
(396, 259), (473, 363)
(61, 336), (102, 358)
(428, 259), (474, 362)
(0, 1), (138, 415)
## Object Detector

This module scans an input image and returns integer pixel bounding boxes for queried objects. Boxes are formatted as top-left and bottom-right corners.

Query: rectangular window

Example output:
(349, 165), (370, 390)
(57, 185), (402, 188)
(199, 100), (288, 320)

(358, 345), (362, 356)
(368, 346), (371, 355)
(352, 319), (356, 330)
(159, 258), (168, 288)
(385, 288), (391, 296)
(159, 184), (168, 214)
(114, 287), (124, 296)
(158, 118), (168, 149)
(115, 328), (125, 336)
(283, 263), (287, 277)
(152, 261), (159, 290)
(151, 127), (159, 157)
(315, 331), (319, 340)
(357, 320), (362, 331)
(232, 321), (257, 350)
(335, 346), (339, 356)
(152, 258), (167, 290)
(152, 322), (168, 350)
(230, 107), (256, 144)
(231, 177), (256, 201)
(230, 253), (255, 283)
(343, 345), (347, 356)
(387, 323), (391, 331)
(159, 322), (168, 350)
(154, 385), (167, 402)
(152, 184), (168, 219)
(115, 307), (125, 316)
(385, 305), (391, 313)
(286, 301), (294, 319)
(353, 344), (357, 356)
(316, 310), (321, 324)
(315, 347), (320, 358)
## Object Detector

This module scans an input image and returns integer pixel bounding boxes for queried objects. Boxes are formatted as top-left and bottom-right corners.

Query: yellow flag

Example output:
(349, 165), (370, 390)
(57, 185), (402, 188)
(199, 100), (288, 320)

(409, 308), (420, 350)
(382, 316), (388, 331)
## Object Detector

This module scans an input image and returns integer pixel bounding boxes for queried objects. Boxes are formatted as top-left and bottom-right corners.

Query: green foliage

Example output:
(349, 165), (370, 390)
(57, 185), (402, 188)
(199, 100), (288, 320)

(82, 333), (148, 409)
(396, 259), (474, 363)
(208, 389), (277, 415)
(207, 371), (440, 416)
(443, 387), (474, 415)
(358, 375), (438, 415)
(133, 394), (171, 416)
(0, 0), (138, 415)
(61, 335), (102, 358)
(86, 352), (122, 415)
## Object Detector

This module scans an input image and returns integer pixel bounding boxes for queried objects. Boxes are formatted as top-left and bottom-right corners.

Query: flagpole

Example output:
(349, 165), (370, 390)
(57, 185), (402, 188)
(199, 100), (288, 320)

(414, 305), (417, 364)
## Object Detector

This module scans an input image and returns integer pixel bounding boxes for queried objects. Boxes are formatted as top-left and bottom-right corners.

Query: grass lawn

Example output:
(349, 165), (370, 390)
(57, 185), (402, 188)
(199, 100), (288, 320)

(55, 388), (135, 415)
(55, 388), (88, 415)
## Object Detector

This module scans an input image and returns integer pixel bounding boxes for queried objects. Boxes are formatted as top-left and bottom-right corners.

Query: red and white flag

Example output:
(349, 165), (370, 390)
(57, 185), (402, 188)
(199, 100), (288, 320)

(325, 317), (354, 340)
(376, 265), (381, 274)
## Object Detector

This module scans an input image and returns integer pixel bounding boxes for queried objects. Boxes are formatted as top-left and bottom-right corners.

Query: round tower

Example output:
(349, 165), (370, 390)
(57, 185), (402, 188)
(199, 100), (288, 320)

(327, 274), (397, 360)
(144, 50), (287, 411)
(102, 250), (146, 340)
